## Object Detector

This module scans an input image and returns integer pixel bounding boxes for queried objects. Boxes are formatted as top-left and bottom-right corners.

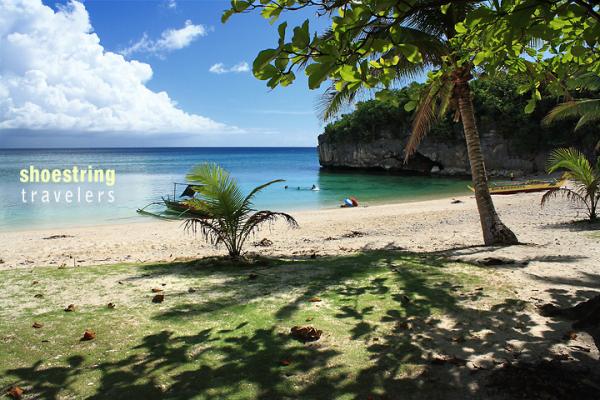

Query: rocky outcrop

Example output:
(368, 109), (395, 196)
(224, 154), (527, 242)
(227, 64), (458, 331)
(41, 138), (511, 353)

(318, 130), (548, 177)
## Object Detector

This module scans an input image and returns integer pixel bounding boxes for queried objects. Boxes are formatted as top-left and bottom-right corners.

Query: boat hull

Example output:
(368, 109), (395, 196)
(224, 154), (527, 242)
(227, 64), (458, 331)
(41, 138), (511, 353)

(467, 179), (566, 195)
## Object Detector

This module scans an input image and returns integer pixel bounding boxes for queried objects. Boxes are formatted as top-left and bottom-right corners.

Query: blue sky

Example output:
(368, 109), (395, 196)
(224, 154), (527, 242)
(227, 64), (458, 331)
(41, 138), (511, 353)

(0, 0), (334, 147)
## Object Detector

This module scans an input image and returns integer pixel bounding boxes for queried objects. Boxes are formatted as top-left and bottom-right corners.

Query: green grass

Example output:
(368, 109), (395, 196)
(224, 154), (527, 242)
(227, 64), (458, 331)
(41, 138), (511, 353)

(0, 251), (518, 399)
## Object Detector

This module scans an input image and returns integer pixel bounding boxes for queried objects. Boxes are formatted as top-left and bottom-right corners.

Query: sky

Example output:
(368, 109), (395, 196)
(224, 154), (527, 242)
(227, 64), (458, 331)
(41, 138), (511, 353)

(0, 0), (335, 148)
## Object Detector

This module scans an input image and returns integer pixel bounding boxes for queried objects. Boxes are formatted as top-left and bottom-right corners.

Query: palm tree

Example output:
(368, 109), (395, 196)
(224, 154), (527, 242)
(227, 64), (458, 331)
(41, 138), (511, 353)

(320, 3), (518, 246)
(183, 163), (298, 259)
(541, 148), (599, 222)
(543, 72), (600, 156)
(543, 72), (600, 157)
(543, 98), (600, 132)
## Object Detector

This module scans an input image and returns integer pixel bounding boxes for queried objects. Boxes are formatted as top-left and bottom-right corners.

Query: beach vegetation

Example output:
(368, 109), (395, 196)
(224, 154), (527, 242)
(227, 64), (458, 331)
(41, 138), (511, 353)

(183, 163), (298, 259)
(542, 148), (600, 222)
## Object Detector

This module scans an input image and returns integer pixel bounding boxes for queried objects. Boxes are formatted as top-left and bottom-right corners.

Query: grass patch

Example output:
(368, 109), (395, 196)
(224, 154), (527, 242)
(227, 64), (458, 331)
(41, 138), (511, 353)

(0, 251), (517, 399)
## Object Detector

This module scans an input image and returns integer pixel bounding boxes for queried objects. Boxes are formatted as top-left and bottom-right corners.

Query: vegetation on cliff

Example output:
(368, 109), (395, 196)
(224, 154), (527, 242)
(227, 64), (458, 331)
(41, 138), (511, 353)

(323, 76), (600, 155)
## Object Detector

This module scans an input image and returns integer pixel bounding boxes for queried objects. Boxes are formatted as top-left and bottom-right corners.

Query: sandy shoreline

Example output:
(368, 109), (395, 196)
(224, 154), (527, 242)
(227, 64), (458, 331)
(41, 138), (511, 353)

(2, 192), (598, 296)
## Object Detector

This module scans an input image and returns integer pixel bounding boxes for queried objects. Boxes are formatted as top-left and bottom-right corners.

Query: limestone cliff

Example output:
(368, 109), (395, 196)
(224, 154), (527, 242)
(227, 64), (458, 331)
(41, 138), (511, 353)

(318, 130), (548, 177)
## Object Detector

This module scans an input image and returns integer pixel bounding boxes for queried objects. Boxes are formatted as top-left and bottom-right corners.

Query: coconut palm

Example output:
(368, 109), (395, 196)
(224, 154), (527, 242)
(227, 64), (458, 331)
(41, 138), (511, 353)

(320, 3), (518, 246)
(541, 148), (599, 222)
(183, 163), (298, 259)
(543, 72), (600, 137)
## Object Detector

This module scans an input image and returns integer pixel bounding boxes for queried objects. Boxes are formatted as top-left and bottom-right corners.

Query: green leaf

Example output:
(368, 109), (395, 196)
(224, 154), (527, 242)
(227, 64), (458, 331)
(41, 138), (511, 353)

(231, 0), (250, 12)
(292, 20), (310, 49)
(440, 4), (450, 14)
(221, 9), (235, 23)
(516, 83), (530, 95)
(524, 99), (536, 114)
(338, 65), (360, 82)
(472, 51), (486, 66)
(455, 22), (467, 34)
(275, 55), (289, 70)
(404, 100), (417, 112)
(398, 44), (422, 63)
(254, 64), (278, 81)
(306, 62), (332, 89)
(279, 72), (295, 87)
(278, 22), (287, 45)
(261, 3), (282, 24)
(253, 49), (278, 71)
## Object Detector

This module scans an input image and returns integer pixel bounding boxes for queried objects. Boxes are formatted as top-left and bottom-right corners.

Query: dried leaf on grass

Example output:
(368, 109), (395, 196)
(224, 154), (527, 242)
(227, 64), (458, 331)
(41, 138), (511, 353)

(81, 330), (96, 341)
(290, 326), (322, 342)
(7, 386), (23, 399)
(32, 322), (43, 329)
(152, 294), (165, 303)
(64, 304), (76, 312)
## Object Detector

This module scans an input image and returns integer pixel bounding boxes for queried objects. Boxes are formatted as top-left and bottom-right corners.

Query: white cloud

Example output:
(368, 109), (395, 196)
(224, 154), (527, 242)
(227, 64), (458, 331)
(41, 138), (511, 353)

(0, 0), (239, 134)
(209, 61), (250, 74)
(166, 0), (177, 9)
(121, 20), (206, 57)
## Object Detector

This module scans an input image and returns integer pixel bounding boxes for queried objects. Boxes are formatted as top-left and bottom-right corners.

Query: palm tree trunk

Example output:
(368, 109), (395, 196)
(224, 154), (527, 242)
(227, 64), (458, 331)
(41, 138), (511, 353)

(453, 68), (519, 245)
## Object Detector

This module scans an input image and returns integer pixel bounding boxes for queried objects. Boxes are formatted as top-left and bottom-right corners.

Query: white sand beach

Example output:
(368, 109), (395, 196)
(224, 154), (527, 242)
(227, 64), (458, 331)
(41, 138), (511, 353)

(2, 192), (598, 306)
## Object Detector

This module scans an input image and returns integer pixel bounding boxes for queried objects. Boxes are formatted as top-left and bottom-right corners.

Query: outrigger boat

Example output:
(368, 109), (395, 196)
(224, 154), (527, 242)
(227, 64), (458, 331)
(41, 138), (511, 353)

(468, 178), (566, 195)
(137, 182), (211, 219)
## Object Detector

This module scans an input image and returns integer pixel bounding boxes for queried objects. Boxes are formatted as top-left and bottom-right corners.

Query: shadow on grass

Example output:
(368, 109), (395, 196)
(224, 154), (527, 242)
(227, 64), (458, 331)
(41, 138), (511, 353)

(4, 250), (600, 399)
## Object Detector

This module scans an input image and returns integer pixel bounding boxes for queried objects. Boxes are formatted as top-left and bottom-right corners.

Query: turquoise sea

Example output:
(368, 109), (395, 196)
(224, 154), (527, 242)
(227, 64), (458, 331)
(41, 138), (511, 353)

(0, 148), (471, 230)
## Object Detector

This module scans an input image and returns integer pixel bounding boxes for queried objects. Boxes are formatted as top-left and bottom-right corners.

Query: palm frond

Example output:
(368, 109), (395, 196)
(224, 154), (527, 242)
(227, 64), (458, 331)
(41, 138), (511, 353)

(187, 163), (246, 219)
(318, 83), (360, 122)
(238, 210), (298, 250)
(541, 187), (590, 212)
(241, 179), (285, 210)
(546, 148), (596, 187)
(542, 99), (600, 131)
(183, 218), (226, 247)
(570, 71), (600, 92)
(404, 76), (454, 161)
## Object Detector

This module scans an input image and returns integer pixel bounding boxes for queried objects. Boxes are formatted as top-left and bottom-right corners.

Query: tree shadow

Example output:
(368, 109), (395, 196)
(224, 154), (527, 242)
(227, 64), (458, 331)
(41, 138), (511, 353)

(541, 220), (600, 232)
(4, 250), (599, 399)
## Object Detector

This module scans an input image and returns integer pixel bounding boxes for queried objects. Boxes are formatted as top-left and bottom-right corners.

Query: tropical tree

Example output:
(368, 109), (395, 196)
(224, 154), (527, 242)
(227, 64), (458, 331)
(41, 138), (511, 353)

(541, 148), (599, 222)
(224, 0), (519, 246)
(454, 1), (600, 115)
(183, 163), (298, 259)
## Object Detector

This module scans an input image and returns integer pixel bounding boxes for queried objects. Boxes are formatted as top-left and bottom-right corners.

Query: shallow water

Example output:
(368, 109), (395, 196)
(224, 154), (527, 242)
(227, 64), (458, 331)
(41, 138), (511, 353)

(0, 148), (471, 230)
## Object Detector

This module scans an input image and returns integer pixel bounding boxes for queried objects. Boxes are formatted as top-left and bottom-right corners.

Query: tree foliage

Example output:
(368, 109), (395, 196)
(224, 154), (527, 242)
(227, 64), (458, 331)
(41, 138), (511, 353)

(454, 0), (600, 113)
